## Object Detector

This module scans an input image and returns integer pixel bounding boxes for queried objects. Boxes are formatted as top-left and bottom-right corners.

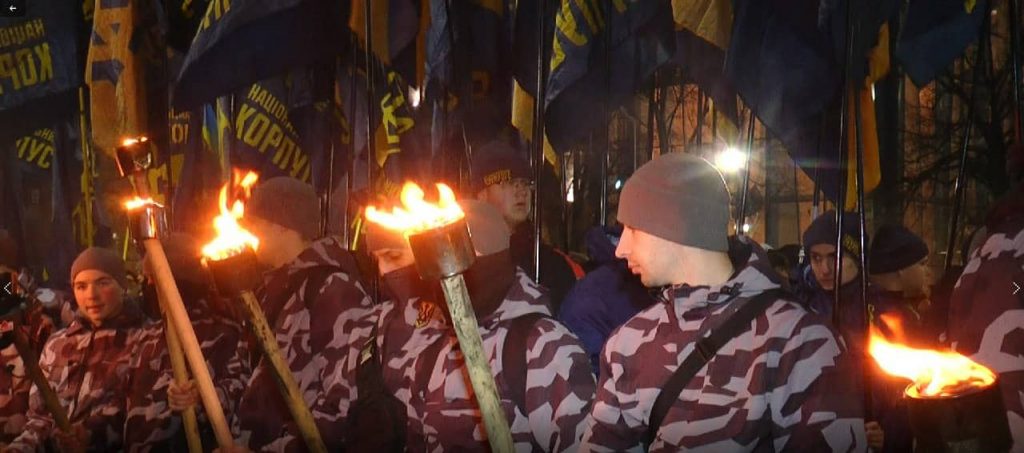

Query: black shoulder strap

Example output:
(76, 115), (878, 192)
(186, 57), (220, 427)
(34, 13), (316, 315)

(645, 288), (787, 446)
(501, 312), (549, 411)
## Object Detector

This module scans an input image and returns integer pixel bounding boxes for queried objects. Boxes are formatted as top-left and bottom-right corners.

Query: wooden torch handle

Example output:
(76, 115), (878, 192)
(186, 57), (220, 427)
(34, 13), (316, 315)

(440, 274), (514, 452)
(156, 294), (203, 453)
(11, 327), (72, 433)
(237, 290), (327, 453)
(143, 239), (234, 447)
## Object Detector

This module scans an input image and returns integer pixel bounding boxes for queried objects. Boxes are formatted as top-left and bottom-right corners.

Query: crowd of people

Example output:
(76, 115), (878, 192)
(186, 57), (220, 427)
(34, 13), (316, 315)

(0, 141), (1020, 452)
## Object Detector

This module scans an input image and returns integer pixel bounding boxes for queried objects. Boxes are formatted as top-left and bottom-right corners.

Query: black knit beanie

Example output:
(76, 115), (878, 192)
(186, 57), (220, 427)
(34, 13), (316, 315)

(617, 152), (730, 252)
(869, 225), (929, 275)
(803, 210), (864, 258)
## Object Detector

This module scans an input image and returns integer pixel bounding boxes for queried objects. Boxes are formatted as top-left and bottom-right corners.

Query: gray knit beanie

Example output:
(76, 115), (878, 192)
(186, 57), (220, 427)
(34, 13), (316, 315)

(248, 177), (320, 241)
(617, 152), (730, 252)
(71, 247), (127, 288)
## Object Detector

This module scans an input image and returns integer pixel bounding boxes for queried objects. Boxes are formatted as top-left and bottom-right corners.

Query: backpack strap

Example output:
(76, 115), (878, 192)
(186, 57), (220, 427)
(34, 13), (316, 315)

(501, 312), (550, 412)
(645, 288), (787, 447)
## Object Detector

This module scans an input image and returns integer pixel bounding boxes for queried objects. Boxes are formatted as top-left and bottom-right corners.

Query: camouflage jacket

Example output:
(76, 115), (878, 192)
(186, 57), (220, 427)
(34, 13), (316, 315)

(6, 303), (157, 452)
(948, 212), (1024, 452)
(122, 296), (251, 451)
(235, 237), (375, 452)
(372, 268), (596, 452)
(0, 308), (55, 443)
(580, 237), (867, 452)
(0, 345), (30, 445)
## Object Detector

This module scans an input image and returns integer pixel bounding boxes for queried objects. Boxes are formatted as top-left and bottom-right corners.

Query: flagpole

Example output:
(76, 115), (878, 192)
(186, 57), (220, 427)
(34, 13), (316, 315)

(364, 0), (376, 196)
(695, 90), (705, 146)
(945, 1), (990, 272)
(1008, 0), (1022, 142)
(78, 87), (94, 247)
(531, 0), (548, 281)
(737, 110), (755, 234)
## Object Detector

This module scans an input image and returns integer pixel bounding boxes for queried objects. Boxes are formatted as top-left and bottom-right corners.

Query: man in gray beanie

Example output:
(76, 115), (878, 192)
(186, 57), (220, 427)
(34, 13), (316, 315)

(581, 152), (866, 451)
(7, 247), (156, 451)
(235, 176), (375, 451)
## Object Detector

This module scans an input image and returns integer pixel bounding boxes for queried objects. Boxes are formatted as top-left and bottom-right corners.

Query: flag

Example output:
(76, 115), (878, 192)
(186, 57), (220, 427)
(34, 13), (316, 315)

(0, 0), (81, 143)
(727, 0), (844, 201)
(348, 0), (422, 83)
(669, 0), (739, 125)
(895, 0), (987, 86)
(174, 0), (350, 110)
(841, 22), (890, 209)
(2, 120), (82, 285)
(424, 0), (512, 149)
(510, 0), (559, 168)
(545, 0), (675, 153)
(86, 0), (169, 154)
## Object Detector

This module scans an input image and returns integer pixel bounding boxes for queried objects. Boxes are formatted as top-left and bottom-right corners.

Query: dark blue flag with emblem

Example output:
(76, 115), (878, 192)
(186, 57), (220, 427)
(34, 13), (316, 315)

(895, 0), (986, 86)
(727, 0), (844, 201)
(424, 0), (512, 149)
(0, 0), (81, 143)
(174, 0), (350, 110)
(544, 0), (675, 153)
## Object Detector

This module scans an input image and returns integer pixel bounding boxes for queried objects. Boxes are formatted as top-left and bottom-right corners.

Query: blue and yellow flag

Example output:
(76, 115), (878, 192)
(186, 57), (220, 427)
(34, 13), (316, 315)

(0, 0), (81, 143)
(174, 0), (350, 110)
(545, 0), (675, 153)
(895, 0), (987, 86)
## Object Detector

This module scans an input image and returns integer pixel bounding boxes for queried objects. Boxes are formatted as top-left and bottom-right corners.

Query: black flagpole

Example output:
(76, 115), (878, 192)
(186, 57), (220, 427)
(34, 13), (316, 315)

(1009, 0), (1022, 142)
(364, 0), (376, 196)
(531, 0), (548, 281)
(945, 1), (990, 271)
(738, 109), (756, 234)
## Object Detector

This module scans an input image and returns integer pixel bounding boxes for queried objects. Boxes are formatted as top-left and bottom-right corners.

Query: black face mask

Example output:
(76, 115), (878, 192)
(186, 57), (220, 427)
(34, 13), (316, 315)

(381, 265), (438, 305)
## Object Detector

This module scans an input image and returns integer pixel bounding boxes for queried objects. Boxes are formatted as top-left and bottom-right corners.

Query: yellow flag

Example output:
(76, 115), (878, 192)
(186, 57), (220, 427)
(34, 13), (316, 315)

(844, 24), (889, 209)
(86, 0), (147, 154)
(511, 80), (560, 172)
(671, 0), (733, 49)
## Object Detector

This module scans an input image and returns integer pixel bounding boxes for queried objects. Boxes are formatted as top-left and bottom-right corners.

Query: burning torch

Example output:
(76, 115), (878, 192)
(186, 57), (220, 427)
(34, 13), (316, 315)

(117, 137), (231, 450)
(0, 273), (72, 436)
(869, 316), (1013, 452)
(365, 182), (514, 452)
(200, 171), (328, 453)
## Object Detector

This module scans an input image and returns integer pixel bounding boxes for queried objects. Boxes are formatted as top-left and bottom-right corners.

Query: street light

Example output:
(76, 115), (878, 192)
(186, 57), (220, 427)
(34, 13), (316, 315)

(714, 146), (747, 174)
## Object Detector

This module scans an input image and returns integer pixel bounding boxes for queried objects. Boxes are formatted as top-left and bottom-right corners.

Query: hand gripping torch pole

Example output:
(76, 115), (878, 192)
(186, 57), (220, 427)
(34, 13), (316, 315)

(406, 218), (514, 453)
(116, 138), (231, 449)
(125, 199), (203, 453)
(204, 249), (328, 453)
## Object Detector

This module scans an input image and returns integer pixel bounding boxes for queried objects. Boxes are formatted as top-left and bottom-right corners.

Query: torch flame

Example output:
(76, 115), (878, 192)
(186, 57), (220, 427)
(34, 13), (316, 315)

(124, 196), (159, 210)
(869, 314), (996, 398)
(364, 182), (464, 235)
(201, 170), (261, 261)
(121, 136), (148, 147)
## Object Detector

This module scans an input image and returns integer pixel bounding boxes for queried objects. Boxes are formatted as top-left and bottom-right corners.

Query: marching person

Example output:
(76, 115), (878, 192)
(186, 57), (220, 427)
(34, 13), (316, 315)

(124, 233), (251, 450)
(234, 177), (375, 451)
(471, 140), (581, 312)
(5, 247), (157, 451)
(867, 224), (938, 346)
(363, 200), (596, 451)
(947, 142), (1024, 451)
(580, 152), (866, 451)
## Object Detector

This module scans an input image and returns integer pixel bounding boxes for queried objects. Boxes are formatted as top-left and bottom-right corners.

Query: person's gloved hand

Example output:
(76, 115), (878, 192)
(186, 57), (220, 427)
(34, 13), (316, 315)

(168, 379), (199, 412)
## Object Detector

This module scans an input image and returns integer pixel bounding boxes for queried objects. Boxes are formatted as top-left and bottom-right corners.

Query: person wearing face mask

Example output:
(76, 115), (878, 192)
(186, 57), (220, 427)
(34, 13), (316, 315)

(124, 233), (251, 450)
(364, 200), (595, 452)
(5, 247), (157, 452)
(580, 153), (865, 452)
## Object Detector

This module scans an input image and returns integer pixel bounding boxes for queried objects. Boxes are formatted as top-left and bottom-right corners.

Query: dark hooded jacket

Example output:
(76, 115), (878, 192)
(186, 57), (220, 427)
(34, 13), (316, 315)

(558, 226), (655, 376)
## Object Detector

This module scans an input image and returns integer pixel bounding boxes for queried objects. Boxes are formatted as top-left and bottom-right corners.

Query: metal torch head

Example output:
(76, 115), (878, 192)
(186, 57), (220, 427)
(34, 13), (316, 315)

(114, 137), (154, 177)
(406, 217), (476, 280)
(204, 248), (262, 298)
(128, 202), (168, 240)
(905, 378), (1013, 452)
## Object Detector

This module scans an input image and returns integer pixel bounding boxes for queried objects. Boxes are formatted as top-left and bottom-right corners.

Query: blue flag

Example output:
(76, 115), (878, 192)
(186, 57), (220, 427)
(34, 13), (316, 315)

(895, 0), (986, 86)
(174, 0), (350, 110)
(545, 0), (675, 153)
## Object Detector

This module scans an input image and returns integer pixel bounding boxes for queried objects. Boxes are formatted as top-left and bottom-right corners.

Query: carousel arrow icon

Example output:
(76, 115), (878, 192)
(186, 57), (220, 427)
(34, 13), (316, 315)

(1014, 281), (1021, 296)
(7, 5), (15, 12)
(2, 282), (11, 295)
